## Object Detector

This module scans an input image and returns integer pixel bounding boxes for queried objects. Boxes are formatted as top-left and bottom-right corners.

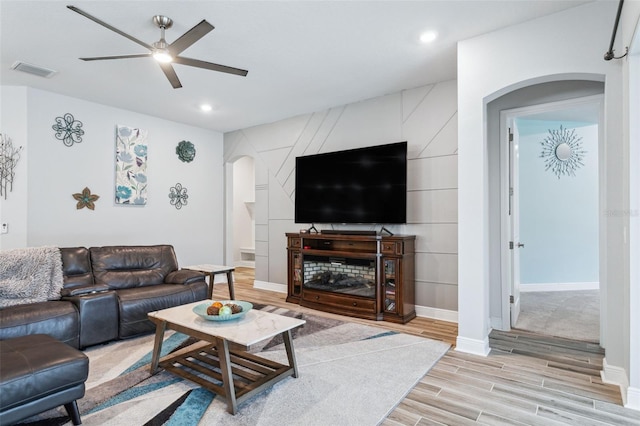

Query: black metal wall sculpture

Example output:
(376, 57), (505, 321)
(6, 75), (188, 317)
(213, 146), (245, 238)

(0, 134), (23, 200)
(52, 113), (84, 146)
(169, 183), (189, 209)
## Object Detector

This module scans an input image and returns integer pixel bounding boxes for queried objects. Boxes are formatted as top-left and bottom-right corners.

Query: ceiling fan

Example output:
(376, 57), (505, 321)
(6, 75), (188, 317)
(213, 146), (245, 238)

(67, 5), (248, 89)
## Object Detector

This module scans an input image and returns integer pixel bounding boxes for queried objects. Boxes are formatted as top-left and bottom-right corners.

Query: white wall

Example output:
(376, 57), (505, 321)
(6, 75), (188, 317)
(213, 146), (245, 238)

(458, 0), (626, 373)
(0, 87), (225, 266)
(620, 0), (640, 411)
(518, 121), (599, 287)
(225, 81), (459, 319)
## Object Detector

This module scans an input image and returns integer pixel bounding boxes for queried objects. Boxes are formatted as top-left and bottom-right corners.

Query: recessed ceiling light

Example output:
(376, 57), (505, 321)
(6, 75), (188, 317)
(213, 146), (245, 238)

(200, 104), (212, 112)
(419, 31), (438, 44)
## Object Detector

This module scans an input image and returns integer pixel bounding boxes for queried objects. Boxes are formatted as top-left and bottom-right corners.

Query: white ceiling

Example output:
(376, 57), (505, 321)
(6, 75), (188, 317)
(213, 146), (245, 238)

(1, 1), (591, 133)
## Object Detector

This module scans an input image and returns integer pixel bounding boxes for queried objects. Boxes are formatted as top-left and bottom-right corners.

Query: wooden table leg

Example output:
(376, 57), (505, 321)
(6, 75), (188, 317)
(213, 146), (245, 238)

(215, 336), (238, 414)
(207, 272), (214, 299)
(150, 320), (167, 374)
(282, 329), (299, 378)
(226, 270), (235, 300)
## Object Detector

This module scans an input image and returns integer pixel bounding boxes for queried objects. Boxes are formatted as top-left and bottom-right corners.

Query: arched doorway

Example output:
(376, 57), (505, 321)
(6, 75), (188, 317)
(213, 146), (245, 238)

(485, 80), (605, 343)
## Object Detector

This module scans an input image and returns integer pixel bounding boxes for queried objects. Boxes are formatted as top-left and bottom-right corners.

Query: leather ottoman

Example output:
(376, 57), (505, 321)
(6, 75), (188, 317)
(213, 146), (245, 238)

(0, 334), (89, 425)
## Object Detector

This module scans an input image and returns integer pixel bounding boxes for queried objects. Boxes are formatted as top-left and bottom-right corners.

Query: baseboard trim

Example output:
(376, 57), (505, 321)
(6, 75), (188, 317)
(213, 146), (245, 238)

(455, 335), (490, 356)
(415, 305), (458, 323)
(520, 282), (599, 292)
(253, 280), (287, 293)
(602, 357), (630, 405)
(626, 386), (640, 411)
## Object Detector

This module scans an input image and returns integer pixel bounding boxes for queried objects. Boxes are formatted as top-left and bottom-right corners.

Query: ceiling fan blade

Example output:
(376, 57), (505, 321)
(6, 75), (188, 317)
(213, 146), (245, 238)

(173, 56), (248, 77)
(67, 5), (153, 51)
(80, 53), (152, 61)
(169, 20), (214, 56)
(158, 63), (183, 89)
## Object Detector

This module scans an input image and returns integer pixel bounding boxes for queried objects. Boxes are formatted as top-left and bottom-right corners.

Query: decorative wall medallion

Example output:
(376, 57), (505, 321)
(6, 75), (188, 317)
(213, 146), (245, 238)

(115, 125), (148, 205)
(0, 134), (23, 200)
(73, 187), (100, 210)
(176, 140), (196, 163)
(52, 113), (84, 146)
(169, 183), (188, 209)
(539, 125), (586, 179)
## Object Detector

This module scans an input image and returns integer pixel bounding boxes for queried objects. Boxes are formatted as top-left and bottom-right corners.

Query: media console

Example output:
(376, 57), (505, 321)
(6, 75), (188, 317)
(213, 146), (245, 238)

(286, 232), (416, 323)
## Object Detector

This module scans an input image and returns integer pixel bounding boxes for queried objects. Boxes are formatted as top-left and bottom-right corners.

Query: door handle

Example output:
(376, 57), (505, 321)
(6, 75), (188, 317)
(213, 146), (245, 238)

(517, 243), (525, 248)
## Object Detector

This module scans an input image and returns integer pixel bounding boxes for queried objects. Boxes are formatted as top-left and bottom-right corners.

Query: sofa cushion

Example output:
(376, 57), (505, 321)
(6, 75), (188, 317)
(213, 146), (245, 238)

(0, 301), (79, 348)
(117, 282), (207, 338)
(90, 245), (179, 290)
(61, 247), (94, 289)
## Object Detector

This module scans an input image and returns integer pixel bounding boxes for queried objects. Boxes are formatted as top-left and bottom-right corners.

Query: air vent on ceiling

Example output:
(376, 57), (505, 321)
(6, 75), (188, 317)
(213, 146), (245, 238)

(10, 61), (57, 78)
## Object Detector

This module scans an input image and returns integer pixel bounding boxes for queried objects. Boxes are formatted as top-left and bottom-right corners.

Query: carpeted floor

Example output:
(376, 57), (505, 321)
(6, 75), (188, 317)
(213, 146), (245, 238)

(514, 290), (600, 342)
(20, 304), (449, 426)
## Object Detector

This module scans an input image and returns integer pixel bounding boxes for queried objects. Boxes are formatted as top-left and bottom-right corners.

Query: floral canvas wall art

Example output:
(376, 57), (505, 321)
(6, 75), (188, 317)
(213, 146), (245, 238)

(115, 125), (148, 205)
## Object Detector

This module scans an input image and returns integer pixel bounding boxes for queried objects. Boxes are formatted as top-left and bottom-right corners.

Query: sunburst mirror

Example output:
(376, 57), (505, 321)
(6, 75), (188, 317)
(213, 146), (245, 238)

(539, 125), (586, 179)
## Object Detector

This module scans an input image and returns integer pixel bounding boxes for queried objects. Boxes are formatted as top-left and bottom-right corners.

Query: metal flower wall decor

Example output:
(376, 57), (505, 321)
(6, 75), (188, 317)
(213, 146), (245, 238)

(539, 125), (586, 179)
(52, 113), (84, 146)
(169, 183), (188, 209)
(176, 140), (196, 163)
(73, 187), (100, 210)
(0, 134), (23, 200)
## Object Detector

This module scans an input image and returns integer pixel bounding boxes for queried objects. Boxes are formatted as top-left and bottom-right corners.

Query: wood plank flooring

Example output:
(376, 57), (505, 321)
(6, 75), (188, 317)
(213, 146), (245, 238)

(219, 267), (640, 425)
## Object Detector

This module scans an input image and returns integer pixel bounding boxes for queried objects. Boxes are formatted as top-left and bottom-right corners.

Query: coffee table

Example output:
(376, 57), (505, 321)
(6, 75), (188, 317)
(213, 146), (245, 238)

(148, 301), (305, 414)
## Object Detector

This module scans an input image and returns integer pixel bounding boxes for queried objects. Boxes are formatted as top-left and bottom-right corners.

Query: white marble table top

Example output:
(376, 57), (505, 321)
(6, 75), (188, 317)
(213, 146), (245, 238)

(148, 300), (305, 347)
(183, 264), (235, 273)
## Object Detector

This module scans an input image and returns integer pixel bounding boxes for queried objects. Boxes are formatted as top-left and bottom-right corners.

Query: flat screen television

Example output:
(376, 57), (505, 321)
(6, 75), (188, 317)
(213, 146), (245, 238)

(295, 141), (407, 224)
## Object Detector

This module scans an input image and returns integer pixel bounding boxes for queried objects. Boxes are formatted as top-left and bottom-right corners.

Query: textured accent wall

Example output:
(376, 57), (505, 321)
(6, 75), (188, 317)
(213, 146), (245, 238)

(224, 80), (458, 312)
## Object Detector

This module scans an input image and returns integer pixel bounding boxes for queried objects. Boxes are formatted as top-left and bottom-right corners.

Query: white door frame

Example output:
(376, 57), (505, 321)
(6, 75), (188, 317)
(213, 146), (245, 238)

(498, 94), (604, 331)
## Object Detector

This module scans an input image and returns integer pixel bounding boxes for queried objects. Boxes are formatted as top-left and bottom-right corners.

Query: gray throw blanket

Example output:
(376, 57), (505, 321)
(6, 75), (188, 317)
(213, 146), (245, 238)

(0, 246), (64, 308)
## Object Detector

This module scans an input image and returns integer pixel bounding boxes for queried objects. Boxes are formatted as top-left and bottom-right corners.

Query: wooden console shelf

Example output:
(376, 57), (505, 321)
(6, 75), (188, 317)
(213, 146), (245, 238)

(286, 232), (416, 323)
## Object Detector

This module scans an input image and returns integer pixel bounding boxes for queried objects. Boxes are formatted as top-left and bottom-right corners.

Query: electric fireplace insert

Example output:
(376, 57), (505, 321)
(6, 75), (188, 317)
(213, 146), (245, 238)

(302, 255), (376, 298)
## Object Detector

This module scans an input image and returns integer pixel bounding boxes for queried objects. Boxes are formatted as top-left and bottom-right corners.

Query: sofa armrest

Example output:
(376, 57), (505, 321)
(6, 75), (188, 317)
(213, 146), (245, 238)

(165, 269), (207, 285)
(60, 284), (110, 297)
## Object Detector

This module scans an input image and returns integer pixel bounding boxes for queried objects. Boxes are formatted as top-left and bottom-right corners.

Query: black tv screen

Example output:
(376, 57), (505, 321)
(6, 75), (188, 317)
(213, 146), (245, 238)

(295, 141), (407, 224)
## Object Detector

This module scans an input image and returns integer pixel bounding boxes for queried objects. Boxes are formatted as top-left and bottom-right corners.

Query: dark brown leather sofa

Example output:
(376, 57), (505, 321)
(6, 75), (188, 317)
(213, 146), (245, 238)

(0, 245), (207, 349)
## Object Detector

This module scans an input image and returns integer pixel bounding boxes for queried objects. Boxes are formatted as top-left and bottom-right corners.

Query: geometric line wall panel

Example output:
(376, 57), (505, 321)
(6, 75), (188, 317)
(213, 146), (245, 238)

(402, 84), (435, 123)
(408, 155), (457, 191)
(407, 189), (458, 224)
(402, 80), (457, 156)
(419, 113), (458, 158)
(243, 114), (310, 153)
(320, 93), (401, 154)
(414, 223), (458, 254)
(415, 281), (458, 311)
(416, 252), (458, 285)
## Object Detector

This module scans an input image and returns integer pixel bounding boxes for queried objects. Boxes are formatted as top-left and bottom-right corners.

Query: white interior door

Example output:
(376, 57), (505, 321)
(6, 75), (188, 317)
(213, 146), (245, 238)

(509, 124), (522, 327)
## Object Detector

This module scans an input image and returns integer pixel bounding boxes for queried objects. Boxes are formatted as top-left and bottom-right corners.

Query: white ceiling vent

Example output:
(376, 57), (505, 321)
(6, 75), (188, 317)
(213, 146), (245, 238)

(10, 61), (57, 78)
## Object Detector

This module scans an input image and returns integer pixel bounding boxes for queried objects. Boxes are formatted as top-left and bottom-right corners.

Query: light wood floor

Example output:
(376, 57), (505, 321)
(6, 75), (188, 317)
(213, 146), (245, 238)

(218, 267), (640, 425)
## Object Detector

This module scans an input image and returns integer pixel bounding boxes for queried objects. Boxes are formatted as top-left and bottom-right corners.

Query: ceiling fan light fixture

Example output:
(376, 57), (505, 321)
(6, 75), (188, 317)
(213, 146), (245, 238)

(153, 48), (173, 63)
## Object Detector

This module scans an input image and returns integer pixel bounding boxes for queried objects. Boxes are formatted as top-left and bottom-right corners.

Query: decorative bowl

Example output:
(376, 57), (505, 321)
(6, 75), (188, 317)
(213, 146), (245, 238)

(193, 300), (253, 322)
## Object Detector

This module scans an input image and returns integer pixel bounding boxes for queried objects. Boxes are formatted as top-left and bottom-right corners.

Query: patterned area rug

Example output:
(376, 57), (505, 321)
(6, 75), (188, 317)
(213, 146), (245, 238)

(20, 305), (450, 426)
